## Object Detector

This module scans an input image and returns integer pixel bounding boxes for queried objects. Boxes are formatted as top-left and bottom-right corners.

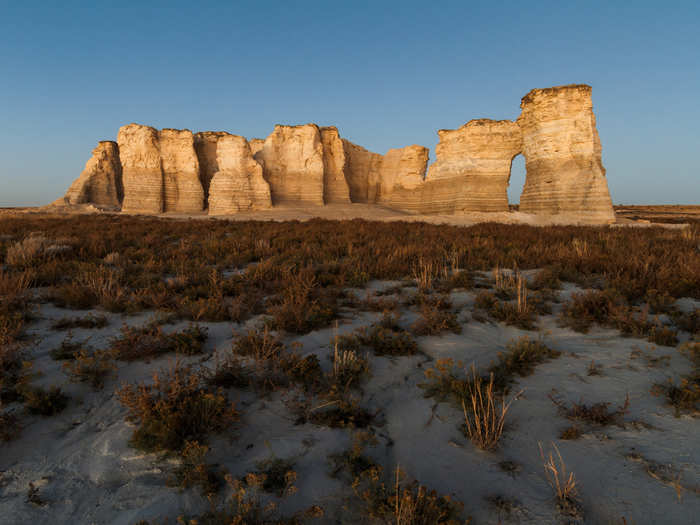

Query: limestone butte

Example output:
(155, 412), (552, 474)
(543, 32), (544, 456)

(60, 84), (616, 223)
(320, 127), (351, 204)
(62, 141), (122, 208)
(159, 128), (204, 213)
(517, 85), (615, 222)
(194, 131), (229, 207)
(420, 119), (522, 214)
(376, 145), (430, 211)
(208, 134), (271, 214)
(257, 124), (325, 206)
(341, 139), (382, 203)
(118, 124), (163, 214)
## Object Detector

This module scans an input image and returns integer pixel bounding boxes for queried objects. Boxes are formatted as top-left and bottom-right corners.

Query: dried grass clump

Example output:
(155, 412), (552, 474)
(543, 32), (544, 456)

(551, 393), (630, 427)
(411, 301), (462, 336)
(63, 348), (116, 389)
(111, 323), (207, 361)
(489, 337), (560, 392)
(461, 366), (518, 451)
(169, 440), (223, 496)
(354, 316), (418, 357)
(22, 385), (69, 416)
(652, 342), (700, 416)
(51, 313), (108, 331)
(331, 339), (369, 390)
(5, 234), (52, 266)
(539, 442), (582, 520)
(353, 465), (466, 524)
(117, 362), (238, 453)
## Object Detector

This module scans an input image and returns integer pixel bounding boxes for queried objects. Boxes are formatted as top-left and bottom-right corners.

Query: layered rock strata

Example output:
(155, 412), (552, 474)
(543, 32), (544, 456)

(320, 127), (351, 204)
(419, 119), (522, 214)
(517, 85), (615, 222)
(118, 124), (163, 214)
(208, 135), (271, 214)
(376, 145), (430, 212)
(194, 131), (229, 206)
(256, 124), (325, 206)
(340, 139), (382, 203)
(61, 84), (615, 223)
(62, 141), (122, 208)
(159, 128), (204, 213)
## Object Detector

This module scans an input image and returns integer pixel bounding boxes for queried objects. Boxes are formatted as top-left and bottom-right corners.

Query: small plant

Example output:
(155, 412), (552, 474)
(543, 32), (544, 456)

(489, 337), (561, 392)
(586, 360), (604, 376)
(356, 321), (418, 357)
(111, 323), (207, 361)
(550, 393), (630, 426)
(232, 327), (284, 358)
(206, 354), (250, 389)
(117, 362), (238, 453)
(647, 324), (678, 347)
(306, 396), (375, 429)
(170, 440), (223, 496)
(329, 430), (378, 479)
(23, 385), (69, 416)
(353, 465), (465, 524)
(461, 366), (518, 451)
(0, 410), (20, 441)
(253, 456), (298, 497)
(411, 302), (462, 336)
(51, 313), (108, 331)
(559, 425), (583, 440)
(50, 333), (88, 360)
(331, 339), (369, 390)
(420, 358), (472, 405)
(62, 348), (116, 389)
(539, 442), (582, 520)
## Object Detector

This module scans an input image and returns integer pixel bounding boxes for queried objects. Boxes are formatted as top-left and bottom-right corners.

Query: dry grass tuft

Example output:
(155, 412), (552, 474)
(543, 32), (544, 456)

(461, 366), (519, 451)
(539, 442), (582, 519)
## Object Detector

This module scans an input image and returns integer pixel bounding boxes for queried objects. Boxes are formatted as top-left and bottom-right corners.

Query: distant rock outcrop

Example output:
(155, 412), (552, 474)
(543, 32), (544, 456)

(256, 124), (325, 206)
(517, 85), (615, 222)
(159, 128), (204, 213)
(341, 139), (382, 203)
(61, 84), (615, 223)
(118, 124), (163, 214)
(420, 119), (522, 214)
(194, 131), (229, 207)
(62, 141), (122, 208)
(208, 135), (271, 214)
(320, 127), (351, 204)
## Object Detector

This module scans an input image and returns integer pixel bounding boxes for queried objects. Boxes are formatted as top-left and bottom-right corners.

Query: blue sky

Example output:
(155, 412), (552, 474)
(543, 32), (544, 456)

(1, 1), (698, 206)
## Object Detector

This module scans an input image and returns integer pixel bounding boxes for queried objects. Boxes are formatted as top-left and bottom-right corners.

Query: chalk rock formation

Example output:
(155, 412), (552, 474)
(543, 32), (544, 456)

(63, 141), (122, 208)
(257, 124), (325, 206)
(249, 138), (265, 158)
(376, 145), (430, 211)
(419, 119), (522, 213)
(118, 124), (163, 214)
(159, 129), (204, 213)
(194, 131), (229, 205)
(517, 85), (614, 222)
(208, 135), (272, 214)
(319, 127), (351, 204)
(341, 139), (383, 203)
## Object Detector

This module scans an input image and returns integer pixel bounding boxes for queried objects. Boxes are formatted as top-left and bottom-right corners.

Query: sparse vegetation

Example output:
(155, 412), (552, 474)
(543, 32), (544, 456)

(117, 362), (238, 453)
(23, 385), (69, 416)
(110, 322), (207, 361)
(539, 442), (582, 520)
(62, 348), (116, 389)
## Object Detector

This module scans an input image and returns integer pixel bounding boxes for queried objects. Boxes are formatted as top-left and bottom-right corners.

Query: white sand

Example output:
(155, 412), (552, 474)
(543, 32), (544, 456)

(1, 281), (698, 524)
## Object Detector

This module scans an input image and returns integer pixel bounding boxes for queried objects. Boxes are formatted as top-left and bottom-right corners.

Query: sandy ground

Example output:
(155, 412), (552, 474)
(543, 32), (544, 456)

(4, 203), (692, 228)
(0, 274), (698, 524)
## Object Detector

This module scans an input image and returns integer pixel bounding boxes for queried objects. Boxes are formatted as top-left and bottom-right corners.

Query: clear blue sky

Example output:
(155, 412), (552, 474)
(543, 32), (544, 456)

(1, 1), (698, 206)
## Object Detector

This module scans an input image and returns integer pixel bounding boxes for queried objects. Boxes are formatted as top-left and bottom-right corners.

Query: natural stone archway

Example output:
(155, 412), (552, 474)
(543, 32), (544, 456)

(508, 154), (526, 206)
